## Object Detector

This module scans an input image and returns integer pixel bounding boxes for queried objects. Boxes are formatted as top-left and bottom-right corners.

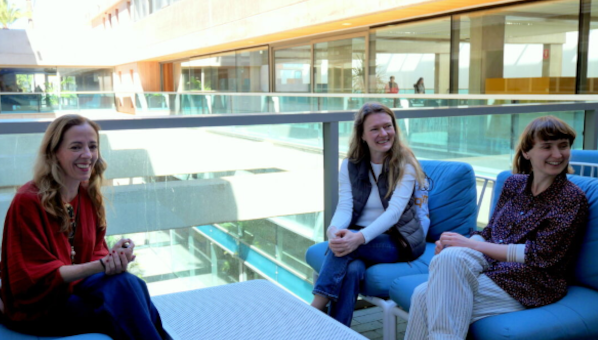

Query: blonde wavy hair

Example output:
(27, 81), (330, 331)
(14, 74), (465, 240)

(33, 114), (108, 233)
(347, 102), (426, 198)
(513, 115), (576, 175)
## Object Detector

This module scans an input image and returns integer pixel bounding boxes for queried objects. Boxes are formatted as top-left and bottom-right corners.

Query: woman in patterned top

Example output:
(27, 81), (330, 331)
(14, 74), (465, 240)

(405, 116), (589, 340)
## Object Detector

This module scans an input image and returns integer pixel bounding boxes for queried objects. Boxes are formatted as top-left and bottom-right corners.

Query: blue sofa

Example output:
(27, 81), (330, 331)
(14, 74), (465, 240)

(305, 160), (478, 340)
(571, 149), (598, 177)
(389, 171), (598, 340)
(0, 326), (111, 340)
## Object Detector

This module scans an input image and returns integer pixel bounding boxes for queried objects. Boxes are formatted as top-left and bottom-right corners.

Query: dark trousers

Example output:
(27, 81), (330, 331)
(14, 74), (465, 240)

(4, 272), (167, 339)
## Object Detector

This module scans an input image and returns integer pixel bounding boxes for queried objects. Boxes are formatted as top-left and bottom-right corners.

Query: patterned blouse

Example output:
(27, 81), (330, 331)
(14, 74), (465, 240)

(473, 172), (588, 308)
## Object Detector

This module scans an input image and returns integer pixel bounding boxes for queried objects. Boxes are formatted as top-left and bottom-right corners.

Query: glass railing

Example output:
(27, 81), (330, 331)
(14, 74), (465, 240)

(0, 92), (115, 113)
(2, 91), (595, 116)
(134, 92), (595, 115)
(1, 99), (596, 301)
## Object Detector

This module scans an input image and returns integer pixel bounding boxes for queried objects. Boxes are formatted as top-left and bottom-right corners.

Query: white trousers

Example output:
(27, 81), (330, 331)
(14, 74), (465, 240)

(405, 247), (525, 340)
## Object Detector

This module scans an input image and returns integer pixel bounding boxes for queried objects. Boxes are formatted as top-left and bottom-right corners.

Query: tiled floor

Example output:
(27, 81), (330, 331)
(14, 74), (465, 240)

(352, 306), (407, 340)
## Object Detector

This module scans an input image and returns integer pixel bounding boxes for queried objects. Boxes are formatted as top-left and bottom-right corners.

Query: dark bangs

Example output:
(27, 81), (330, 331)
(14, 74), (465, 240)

(532, 116), (576, 145)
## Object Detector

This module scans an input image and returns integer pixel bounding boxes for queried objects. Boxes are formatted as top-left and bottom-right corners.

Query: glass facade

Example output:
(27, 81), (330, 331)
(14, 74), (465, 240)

(370, 18), (451, 94)
(0, 67), (115, 113)
(274, 45), (312, 93)
(584, 0), (598, 94)
(314, 36), (366, 93)
(183, 47), (268, 93)
(163, 0), (597, 96)
(0, 68), (113, 93)
(456, 0), (580, 94)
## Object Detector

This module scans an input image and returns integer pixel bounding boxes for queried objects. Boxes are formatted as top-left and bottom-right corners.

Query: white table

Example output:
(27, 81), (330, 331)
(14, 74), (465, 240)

(152, 280), (367, 340)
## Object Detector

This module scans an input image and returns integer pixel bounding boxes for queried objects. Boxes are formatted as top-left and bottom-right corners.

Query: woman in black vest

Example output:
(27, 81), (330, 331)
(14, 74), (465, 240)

(309, 102), (429, 326)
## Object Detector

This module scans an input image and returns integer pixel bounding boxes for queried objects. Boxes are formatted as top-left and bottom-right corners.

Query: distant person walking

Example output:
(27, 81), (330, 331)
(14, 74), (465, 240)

(413, 78), (425, 94)
(384, 76), (399, 94)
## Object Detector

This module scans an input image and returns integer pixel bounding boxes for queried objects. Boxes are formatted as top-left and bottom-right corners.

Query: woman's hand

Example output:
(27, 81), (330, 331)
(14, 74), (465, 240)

(329, 230), (365, 257)
(326, 226), (339, 240)
(102, 238), (136, 275)
(435, 232), (476, 254)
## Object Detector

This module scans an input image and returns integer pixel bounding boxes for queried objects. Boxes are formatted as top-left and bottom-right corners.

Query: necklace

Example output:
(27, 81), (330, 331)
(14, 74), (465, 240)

(64, 192), (81, 264)
(369, 163), (380, 183)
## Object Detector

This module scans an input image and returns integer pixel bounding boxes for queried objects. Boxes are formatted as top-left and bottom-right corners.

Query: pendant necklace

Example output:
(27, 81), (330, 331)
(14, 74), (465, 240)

(64, 192), (81, 264)
(369, 163), (379, 183)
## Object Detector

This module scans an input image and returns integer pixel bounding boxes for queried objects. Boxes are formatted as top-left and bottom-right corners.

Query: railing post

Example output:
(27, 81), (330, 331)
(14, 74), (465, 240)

(323, 121), (339, 239)
(584, 108), (598, 150)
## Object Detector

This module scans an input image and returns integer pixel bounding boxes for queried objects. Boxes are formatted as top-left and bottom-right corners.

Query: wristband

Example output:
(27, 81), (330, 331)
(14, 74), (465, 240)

(99, 258), (106, 270)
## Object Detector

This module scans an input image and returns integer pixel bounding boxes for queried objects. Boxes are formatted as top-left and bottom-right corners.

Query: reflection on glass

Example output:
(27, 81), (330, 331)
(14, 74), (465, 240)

(314, 37), (366, 94)
(0, 67), (58, 93)
(236, 47), (269, 92)
(583, 1), (598, 94)
(59, 68), (113, 92)
(186, 47), (269, 93)
(370, 18), (450, 94)
(189, 51), (236, 92)
(457, 0), (580, 94)
(274, 45), (311, 92)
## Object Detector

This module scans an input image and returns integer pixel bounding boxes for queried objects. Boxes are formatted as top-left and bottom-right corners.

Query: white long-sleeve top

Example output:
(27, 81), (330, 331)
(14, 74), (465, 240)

(329, 159), (430, 244)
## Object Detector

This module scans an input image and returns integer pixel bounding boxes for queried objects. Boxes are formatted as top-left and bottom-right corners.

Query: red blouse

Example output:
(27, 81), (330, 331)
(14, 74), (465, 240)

(1, 182), (109, 321)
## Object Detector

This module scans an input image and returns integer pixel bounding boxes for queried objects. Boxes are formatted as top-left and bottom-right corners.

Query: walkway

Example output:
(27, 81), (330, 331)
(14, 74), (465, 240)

(352, 307), (407, 340)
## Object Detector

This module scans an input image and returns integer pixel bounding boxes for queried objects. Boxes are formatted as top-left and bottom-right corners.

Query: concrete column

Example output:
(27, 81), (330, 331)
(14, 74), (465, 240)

(468, 15), (505, 93)
(542, 44), (563, 77)
(435, 53), (450, 94)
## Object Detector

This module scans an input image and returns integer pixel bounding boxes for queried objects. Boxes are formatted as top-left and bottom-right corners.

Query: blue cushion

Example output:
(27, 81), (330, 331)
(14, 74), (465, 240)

(468, 286), (598, 340)
(571, 150), (598, 177)
(0, 325), (111, 340)
(420, 160), (477, 242)
(488, 170), (511, 219)
(389, 274), (428, 311)
(568, 176), (598, 290)
(362, 243), (434, 297)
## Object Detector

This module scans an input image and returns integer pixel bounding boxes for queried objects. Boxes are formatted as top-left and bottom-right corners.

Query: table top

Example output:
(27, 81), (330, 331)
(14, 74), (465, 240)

(152, 279), (367, 340)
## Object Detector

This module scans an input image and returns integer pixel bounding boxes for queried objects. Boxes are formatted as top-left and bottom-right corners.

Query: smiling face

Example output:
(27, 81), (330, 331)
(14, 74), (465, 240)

(362, 112), (395, 163)
(523, 137), (571, 183)
(55, 123), (99, 191)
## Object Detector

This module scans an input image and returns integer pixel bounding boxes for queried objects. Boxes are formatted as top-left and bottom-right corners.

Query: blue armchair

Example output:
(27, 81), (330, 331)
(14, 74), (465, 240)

(389, 172), (598, 340)
(305, 160), (478, 340)
(0, 326), (111, 340)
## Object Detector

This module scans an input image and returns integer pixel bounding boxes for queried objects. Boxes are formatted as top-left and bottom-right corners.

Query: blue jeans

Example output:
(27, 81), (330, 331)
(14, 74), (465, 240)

(312, 231), (402, 326)
(4, 272), (167, 339)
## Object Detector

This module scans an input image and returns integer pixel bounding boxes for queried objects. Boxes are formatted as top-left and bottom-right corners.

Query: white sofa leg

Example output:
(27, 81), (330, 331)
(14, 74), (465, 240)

(362, 296), (397, 340)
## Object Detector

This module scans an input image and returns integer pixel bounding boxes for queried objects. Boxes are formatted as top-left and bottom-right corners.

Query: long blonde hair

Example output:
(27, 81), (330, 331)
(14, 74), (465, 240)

(513, 115), (576, 175)
(347, 102), (426, 197)
(33, 114), (108, 233)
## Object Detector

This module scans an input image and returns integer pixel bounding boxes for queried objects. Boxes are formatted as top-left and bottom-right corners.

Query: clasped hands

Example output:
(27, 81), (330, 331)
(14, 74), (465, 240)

(101, 238), (136, 275)
(434, 232), (475, 255)
(327, 227), (365, 257)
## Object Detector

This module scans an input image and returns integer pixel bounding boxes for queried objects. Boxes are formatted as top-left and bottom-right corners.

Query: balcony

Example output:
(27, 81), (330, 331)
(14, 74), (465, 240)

(1, 93), (597, 339)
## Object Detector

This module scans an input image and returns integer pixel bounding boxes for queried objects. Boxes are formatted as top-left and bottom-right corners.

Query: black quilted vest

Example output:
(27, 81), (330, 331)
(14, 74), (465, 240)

(347, 159), (425, 261)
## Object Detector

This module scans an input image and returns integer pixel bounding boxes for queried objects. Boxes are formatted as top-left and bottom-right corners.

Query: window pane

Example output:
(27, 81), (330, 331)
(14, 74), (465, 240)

(458, 0), (580, 94)
(0, 67), (58, 93)
(235, 47), (269, 92)
(274, 45), (311, 92)
(584, 1), (598, 94)
(58, 68), (114, 92)
(189, 52), (236, 92)
(314, 37), (366, 93)
(370, 18), (451, 94)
